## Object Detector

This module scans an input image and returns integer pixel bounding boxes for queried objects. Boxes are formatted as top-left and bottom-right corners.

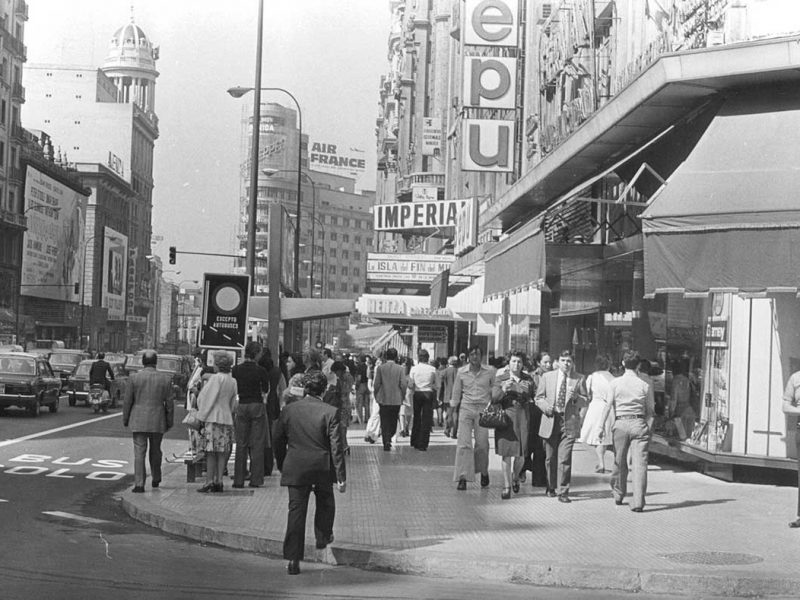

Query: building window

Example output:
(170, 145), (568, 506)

(355, 236), (361, 244)
(341, 266), (348, 276)
(329, 265), (336, 274)
(340, 283), (348, 292)
(342, 218), (349, 227)
(330, 248), (337, 258)
(330, 232), (337, 241)
(342, 250), (349, 259)
(354, 251), (361, 260)
(352, 284), (360, 293)
(343, 234), (349, 243)
(328, 280), (335, 291)
(0, 100), (5, 125)
(366, 237), (373, 246)
(353, 267), (360, 276)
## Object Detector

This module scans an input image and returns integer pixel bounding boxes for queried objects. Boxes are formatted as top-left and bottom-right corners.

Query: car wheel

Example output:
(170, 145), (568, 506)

(68, 395), (76, 407)
(29, 397), (40, 418)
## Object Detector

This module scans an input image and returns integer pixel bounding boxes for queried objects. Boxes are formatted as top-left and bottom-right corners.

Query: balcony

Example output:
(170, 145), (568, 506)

(399, 171), (445, 194)
(11, 121), (24, 140)
(2, 32), (26, 61)
(0, 207), (25, 229)
(11, 81), (24, 102)
(15, 0), (28, 21)
(8, 164), (23, 182)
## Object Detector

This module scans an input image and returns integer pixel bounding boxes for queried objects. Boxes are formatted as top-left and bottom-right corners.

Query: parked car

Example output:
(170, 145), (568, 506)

(68, 359), (129, 408)
(48, 349), (91, 390)
(0, 352), (62, 416)
(0, 344), (23, 353)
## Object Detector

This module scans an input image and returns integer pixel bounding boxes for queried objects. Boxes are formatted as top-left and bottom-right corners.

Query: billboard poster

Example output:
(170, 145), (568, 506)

(309, 141), (366, 177)
(21, 166), (86, 302)
(374, 199), (466, 231)
(366, 253), (470, 284)
(102, 227), (128, 321)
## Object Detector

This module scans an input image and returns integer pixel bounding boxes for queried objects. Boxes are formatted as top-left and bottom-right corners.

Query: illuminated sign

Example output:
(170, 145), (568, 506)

(374, 199), (465, 232)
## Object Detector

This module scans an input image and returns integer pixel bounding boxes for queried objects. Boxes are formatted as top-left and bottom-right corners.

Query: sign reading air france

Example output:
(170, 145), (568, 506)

(462, 0), (519, 172)
(200, 273), (250, 349)
(373, 199), (467, 231)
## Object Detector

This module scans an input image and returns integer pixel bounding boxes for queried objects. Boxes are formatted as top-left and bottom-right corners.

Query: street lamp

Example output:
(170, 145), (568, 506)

(228, 85), (304, 296)
(225, 0), (281, 359)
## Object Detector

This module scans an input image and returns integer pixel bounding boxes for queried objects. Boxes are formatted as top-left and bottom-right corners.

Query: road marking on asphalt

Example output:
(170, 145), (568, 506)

(0, 412), (121, 448)
(0, 499), (7, 503)
(42, 511), (110, 524)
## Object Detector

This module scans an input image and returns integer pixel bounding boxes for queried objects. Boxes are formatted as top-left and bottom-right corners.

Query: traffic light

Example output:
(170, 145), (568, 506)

(169, 246), (176, 264)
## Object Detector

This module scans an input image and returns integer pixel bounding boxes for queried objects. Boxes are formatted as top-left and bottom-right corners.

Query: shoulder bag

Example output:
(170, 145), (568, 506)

(479, 401), (510, 429)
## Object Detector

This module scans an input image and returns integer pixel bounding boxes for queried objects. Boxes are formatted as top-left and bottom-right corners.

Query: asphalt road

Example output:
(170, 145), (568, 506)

(0, 400), (754, 600)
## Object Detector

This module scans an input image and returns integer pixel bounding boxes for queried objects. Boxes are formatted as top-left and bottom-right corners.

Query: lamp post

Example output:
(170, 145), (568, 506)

(226, 0), (282, 359)
(228, 85), (304, 296)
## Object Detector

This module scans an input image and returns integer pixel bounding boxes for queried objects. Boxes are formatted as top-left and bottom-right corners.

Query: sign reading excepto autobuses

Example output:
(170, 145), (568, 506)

(199, 273), (250, 349)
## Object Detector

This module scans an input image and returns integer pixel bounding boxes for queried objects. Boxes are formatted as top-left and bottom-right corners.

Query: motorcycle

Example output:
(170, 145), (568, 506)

(88, 384), (110, 413)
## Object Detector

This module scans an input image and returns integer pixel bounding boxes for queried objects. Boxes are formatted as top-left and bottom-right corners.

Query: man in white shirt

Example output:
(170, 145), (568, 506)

(408, 349), (438, 451)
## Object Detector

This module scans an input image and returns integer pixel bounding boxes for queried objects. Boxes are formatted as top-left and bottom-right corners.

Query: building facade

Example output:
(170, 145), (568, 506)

(395, 0), (800, 475)
(23, 16), (159, 352)
(0, 0), (28, 343)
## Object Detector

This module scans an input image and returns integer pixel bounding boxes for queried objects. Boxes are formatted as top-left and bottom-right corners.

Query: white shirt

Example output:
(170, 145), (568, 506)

(409, 362), (437, 392)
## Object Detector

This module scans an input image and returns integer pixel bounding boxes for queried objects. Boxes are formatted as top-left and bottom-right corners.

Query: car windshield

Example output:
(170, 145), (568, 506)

(74, 363), (92, 377)
(50, 353), (83, 365)
(0, 356), (35, 375)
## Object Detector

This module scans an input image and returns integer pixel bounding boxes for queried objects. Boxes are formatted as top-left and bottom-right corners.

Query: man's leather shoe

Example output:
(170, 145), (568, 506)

(614, 499), (624, 506)
(151, 481), (160, 489)
(232, 483), (245, 489)
(631, 507), (644, 513)
(545, 488), (556, 497)
(456, 478), (467, 491)
(383, 444), (391, 451)
(512, 480), (520, 494)
(131, 486), (144, 493)
(287, 560), (300, 575)
(789, 518), (800, 528)
(316, 534), (334, 549)
(558, 493), (571, 503)
(480, 474), (490, 488)
(212, 483), (224, 493)
(364, 436), (375, 444)
(197, 483), (214, 493)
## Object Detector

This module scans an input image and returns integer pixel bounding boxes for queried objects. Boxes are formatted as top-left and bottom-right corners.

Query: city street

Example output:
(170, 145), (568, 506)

(0, 403), (701, 600)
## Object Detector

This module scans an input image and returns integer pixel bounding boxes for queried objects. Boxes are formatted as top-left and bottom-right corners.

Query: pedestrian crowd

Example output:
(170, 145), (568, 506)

(121, 342), (659, 575)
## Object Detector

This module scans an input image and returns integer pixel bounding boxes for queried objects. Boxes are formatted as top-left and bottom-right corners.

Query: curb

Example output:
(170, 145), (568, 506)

(120, 494), (800, 597)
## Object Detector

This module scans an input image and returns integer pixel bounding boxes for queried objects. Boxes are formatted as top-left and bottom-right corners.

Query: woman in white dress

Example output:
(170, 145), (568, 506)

(579, 353), (616, 473)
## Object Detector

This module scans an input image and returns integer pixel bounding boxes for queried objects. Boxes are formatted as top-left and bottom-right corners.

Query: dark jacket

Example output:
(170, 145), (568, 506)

(231, 360), (270, 403)
(89, 359), (114, 387)
(273, 394), (346, 487)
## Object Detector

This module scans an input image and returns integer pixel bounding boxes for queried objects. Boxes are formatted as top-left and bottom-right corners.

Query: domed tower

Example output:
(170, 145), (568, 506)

(101, 13), (159, 113)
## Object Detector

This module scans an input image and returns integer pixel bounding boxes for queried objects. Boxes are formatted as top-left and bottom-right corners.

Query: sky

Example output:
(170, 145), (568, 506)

(24, 0), (389, 285)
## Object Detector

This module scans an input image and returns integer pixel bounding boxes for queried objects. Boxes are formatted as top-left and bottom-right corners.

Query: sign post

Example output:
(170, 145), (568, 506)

(199, 273), (250, 349)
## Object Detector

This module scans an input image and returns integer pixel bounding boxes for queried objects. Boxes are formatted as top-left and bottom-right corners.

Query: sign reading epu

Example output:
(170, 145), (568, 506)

(200, 273), (251, 349)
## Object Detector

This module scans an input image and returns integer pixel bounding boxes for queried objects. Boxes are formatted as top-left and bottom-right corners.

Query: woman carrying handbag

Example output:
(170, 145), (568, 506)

(195, 353), (238, 493)
(491, 351), (533, 499)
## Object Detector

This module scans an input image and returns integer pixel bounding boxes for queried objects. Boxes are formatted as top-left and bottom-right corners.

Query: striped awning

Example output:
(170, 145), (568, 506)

(483, 220), (545, 301)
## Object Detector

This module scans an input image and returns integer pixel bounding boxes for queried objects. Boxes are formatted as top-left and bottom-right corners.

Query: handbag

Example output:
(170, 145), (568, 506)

(479, 402), (510, 429)
(182, 408), (203, 431)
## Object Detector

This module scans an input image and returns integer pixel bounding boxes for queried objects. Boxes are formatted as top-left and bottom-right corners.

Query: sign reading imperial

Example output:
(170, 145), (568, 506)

(374, 199), (466, 231)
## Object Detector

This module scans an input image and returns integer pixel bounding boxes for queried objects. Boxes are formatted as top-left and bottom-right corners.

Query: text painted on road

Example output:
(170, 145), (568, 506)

(4, 454), (128, 480)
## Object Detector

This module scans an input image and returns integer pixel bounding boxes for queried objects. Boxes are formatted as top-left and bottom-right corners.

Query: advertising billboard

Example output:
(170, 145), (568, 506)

(454, 197), (479, 255)
(464, 0), (519, 47)
(422, 117), (442, 156)
(462, 119), (516, 172)
(366, 253), (469, 285)
(21, 166), (87, 302)
(308, 141), (366, 177)
(102, 227), (128, 321)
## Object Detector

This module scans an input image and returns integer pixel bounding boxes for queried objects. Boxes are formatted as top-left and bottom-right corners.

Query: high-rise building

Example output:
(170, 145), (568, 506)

(0, 0), (29, 344)
(236, 101), (374, 348)
(24, 15), (159, 350)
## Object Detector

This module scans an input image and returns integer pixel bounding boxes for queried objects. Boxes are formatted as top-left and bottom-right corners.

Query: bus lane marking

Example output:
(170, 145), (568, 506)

(42, 511), (110, 524)
(0, 412), (121, 448)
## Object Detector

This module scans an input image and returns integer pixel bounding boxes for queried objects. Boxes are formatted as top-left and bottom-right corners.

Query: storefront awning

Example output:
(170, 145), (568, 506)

(248, 297), (355, 322)
(483, 220), (545, 300)
(642, 89), (800, 297)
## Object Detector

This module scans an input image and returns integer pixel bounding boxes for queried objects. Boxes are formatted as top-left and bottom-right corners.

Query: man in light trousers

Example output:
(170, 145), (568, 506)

(597, 350), (655, 512)
(452, 345), (496, 490)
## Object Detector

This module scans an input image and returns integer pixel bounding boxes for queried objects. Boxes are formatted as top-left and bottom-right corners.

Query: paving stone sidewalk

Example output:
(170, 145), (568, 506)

(122, 425), (800, 597)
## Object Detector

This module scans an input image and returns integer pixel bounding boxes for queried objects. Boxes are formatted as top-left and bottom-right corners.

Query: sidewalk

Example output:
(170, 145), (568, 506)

(122, 425), (800, 597)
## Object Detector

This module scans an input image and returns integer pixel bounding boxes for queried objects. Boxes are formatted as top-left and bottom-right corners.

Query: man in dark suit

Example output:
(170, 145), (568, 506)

(273, 371), (346, 575)
(123, 350), (175, 493)
(534, 349), (587, 503)
(372, 347), (407, 451)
